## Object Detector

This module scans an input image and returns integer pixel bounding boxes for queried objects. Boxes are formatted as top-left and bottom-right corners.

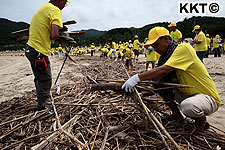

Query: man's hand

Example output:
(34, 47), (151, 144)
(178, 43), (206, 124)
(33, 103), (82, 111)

(122, 74), (140, 93)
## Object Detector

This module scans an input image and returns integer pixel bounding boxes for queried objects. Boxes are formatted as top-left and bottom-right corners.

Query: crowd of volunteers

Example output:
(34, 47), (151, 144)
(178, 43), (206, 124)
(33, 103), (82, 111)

(47, 22), (224, 72)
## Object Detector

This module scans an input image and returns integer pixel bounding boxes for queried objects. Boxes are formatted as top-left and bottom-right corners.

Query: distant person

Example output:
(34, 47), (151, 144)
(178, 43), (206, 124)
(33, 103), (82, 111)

(205, 34), (211, 58)
(58, 44), (63, 58)
(25, 0), (70, 111)
(122, 46), (134, 71)
(123, 27), (221, 129)
(90, 43), (95, 56)
(133, 35), (140, 60)
(145, 46), (156, 71)
(193, 25), (207, 62)
(213, 35), (221, 57)
(168, 22), (182, 43)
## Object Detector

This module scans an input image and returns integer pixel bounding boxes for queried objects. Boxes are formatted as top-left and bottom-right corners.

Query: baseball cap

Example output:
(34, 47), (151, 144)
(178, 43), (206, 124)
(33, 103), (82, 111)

(67, 0), (71, 3)
(144, 27), (169, 46)
(168, 22), (176, 27)
(192, 25), (201, 32)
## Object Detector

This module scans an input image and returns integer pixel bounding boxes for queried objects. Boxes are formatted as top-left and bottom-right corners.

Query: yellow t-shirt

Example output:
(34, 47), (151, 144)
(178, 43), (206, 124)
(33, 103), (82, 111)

(170, 29), (182, 42)
(213, 38), (219, 48)
(112, 42), (117, 49)
(194, 31), (207, 51)
(27, 3), (63, 56)
(124, 48), (134, 60)
(146, 49), (156, 61)
(91, 45), (95, 50)
(119, 45), (124, 52)
(102, 48), (109, 53)
(206, 37), (211, 48)
(165, 43), (221, 106)
(133, 39), (140, 50)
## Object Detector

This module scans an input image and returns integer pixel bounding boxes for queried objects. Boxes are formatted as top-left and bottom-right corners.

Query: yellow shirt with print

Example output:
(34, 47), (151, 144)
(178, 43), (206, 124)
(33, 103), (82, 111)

(27, 3), (63, 56)
(206, 37), (211, 48)
(170, 29), (182, 42)
(213, 38), (219, 48)
(165, 43), (221, 106)
(146, 49), (156, 61)
(133, 39), (140, 50)
(194, 31), (207, 51)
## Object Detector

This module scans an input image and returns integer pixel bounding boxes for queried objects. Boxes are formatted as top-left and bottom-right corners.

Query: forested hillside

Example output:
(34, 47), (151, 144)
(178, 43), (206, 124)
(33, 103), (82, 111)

(1, 16), (225, 50)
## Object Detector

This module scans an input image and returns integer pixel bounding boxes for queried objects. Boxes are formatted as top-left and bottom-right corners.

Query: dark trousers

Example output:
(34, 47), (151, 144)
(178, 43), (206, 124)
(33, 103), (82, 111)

(214, 47), (221, 57)
(196, 51), (207, 63)
(91, 50), (94, 56)
(25, 45), (52, 108)
(205, 47), (210, 58)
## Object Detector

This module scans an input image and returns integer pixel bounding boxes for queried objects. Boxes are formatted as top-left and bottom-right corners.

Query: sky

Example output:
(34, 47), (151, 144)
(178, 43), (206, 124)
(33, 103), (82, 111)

(1, 0), (225, 31)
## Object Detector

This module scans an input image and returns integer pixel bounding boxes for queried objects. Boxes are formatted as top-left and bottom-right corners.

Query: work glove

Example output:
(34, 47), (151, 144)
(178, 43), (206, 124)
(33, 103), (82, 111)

(122, 74), (140, 93)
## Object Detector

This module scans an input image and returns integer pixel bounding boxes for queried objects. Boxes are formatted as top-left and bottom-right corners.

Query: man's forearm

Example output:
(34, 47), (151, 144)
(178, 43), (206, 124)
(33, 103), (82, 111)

(138, 65), (174, 81)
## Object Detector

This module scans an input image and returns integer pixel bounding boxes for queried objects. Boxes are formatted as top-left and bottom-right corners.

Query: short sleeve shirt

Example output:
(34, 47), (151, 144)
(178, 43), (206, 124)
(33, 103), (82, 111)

(133, 39), (140, 50)
(194, 31), (207, 51)
(27, 3), (63, 56)
(170, 29), (182, 42)
(165, 43), (221, 106)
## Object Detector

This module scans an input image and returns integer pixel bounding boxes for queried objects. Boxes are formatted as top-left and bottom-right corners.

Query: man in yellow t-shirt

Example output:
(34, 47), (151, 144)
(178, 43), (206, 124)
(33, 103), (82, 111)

(133, 35), (140, 60)
(123, 27), (221, 129)
(213, 35), (221, 57)
(145, 46), (156, 71)
(193, 25), (207, 62)
(122, 46), (135, 71)
(205, 34), (211, 58)
(168, 22), (182, 43)
(25, 0), (70, 111)
(90, 43), (95, 56)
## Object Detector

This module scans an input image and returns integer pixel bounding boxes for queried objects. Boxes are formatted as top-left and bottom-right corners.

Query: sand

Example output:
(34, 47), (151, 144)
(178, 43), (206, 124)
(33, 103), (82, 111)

(0, 53), (224, 131)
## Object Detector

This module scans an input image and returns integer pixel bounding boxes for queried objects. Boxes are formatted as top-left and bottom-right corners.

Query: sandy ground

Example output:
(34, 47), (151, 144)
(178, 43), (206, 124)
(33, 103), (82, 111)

(0, 53), (224, 132)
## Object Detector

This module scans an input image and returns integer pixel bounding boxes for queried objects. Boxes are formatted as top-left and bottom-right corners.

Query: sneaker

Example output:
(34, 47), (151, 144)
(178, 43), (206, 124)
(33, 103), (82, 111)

(34, 105), (46, 111)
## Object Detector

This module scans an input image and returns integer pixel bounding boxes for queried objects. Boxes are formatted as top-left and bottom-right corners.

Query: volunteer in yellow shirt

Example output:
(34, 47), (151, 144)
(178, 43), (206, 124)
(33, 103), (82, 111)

(193, 25), (207, 62)
(145, 46), (156, 71)
(90, 43), (95, 56)
(205, 34), (211, 58)
(213, 35), (221, 57)
(122, 46), (135, 71)
(123, 27), (221, 129)
(102, 46), (109, 58)
(168, 22), (182, 43)
(133, 35), (140, 60)
(25, 0), (70, 111)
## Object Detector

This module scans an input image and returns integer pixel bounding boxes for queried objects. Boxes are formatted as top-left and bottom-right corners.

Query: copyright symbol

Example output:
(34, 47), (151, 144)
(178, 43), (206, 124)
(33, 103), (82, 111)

(209, 3), (219, 13)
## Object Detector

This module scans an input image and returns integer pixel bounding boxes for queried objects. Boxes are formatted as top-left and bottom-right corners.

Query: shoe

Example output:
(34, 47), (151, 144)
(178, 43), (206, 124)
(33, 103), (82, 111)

(34, 105), (46, 111)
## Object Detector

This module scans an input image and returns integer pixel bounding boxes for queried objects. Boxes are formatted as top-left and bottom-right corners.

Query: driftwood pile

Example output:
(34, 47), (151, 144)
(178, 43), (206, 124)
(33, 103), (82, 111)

(0, 56), (225, 150)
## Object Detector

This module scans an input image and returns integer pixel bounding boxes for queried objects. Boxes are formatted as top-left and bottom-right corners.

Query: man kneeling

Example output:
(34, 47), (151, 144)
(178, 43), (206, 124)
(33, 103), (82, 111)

(122, 27), (221, 129)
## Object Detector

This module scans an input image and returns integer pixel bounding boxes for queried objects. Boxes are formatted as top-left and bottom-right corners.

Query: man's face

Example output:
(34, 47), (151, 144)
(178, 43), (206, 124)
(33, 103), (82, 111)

(170, 26), (176, 32)
(194, 30), (199, 34)
(59, 0), (67, 10)
(151, 37), (169, 55)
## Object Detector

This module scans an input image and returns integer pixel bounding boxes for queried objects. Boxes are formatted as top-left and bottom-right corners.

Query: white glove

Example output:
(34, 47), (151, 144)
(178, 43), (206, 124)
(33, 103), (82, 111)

(122, 74), (140, 93)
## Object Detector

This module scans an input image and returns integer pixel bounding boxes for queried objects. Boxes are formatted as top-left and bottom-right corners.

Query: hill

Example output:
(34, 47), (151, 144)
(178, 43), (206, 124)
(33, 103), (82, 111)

(92, 16), (225, 45)
(1, 16), (225, 49)
(0, 18), (29, 50)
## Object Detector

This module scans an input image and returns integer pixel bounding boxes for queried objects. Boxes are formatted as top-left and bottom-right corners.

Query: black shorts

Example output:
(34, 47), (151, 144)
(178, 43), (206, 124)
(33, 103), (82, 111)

(133, 49), (139, 55)
(126, 59), (133, 66)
